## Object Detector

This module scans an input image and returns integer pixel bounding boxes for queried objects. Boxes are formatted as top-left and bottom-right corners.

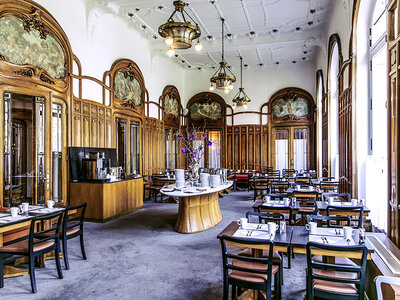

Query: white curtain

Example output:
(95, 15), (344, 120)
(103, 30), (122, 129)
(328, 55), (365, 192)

(194, 140), (205, 168)
(209, 136), (221, 168)
(275, 140), (288, 171)
(293, 139), (307, 170)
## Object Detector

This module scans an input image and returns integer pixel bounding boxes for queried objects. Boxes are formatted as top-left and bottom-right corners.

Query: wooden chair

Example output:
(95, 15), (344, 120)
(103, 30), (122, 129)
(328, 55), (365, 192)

(327, 205), (364, 229)
(147, 175), (164, 202)
(60, 204), (87, 269)
(295, 176), (311, 184)
(253, 177), (269, 200)
(306, 215), (357, 267)
(270, 181), (290, 193)
(319, 181), (339, 193)
(234, 173), (250, 191)
(142, 175), (151, 200)
(0, 211), (64, 293)
(282, 169), (297, 178)
(293, 191), (318, 225)
(262, 166), (273, 174)
(220, 235), (281, 300)
(306, 242), (368, 299)
(267, 170), (281, 177)
(375, 276), (400, 300)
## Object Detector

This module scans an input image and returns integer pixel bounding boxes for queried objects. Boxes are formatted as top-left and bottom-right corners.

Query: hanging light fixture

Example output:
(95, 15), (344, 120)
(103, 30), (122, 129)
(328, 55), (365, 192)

(158, 1), (201, 53)
(209, 18), (236, 92)
(232, 57), (251, 109)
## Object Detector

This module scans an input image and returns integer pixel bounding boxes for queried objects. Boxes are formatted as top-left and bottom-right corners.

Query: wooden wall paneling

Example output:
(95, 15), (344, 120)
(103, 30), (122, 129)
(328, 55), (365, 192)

(261, 126), (268, 168)
(90, 118), (98, 147)
(226, 127), (232, 169)
(255, 127), (261, 170)
(82, 115), (90, 147)
(387, 2), (399, 245)
(234, 127), (240, 170)
(98, 119), (105, 148)
(72, 114), (81, 146)
(248, 127), (254, 170)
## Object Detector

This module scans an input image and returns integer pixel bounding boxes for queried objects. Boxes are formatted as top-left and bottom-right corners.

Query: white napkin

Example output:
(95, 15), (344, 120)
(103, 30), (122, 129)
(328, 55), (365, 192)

(311, 227), (344, 237)
(233, 228), (275, 240)
(309, 235), (356, 246)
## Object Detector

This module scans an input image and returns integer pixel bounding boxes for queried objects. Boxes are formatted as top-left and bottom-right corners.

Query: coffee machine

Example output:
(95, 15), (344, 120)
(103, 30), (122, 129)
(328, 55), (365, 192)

(81, 151), (110, 180)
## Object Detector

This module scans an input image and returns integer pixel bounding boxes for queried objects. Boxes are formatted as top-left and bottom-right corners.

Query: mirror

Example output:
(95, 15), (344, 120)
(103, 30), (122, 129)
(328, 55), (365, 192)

(3, 92), (46, 207)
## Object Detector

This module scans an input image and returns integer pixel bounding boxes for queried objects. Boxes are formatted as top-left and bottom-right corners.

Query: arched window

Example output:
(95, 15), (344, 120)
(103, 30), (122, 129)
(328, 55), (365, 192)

(328, 40), (340, 180)
(316, 71), (324, 176)
(368, 0), (388, 231)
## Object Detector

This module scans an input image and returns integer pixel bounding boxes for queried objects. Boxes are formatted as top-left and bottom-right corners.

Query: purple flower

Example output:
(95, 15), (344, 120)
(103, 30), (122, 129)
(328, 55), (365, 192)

(189, 134), (195, 139)
(207, 140), (212, 146)
(203, 132), (207, 138)
(182, 148), (188, 154)
(199, 146), (203, 151)
(192, 152), (197, 158)
(178, 135), (182, 140)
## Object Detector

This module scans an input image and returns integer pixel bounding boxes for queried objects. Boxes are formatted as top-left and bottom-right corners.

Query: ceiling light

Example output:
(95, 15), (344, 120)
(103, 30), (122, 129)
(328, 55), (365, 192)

(165, 36), (174, 45)
(167, 47), (175, 57)
(232, 57), (251, 108)
(158, 1), (201, 50)
(209, 84), (215, 91)
(194, 39), (202, 51)
(209, 18), (236, 92)
(224, 89), (229, 94)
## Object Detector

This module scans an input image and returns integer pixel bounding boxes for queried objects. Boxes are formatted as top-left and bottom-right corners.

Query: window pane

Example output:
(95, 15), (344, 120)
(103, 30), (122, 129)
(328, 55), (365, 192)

(130, 121), (140, 174)
(371, 0), (387, 44)
(51, 104), (62, 202)
(275, 129), (288, 171)
(293, 128), (308, 171)
(165, 128), (171, 170)
(208, 131), (221, 169)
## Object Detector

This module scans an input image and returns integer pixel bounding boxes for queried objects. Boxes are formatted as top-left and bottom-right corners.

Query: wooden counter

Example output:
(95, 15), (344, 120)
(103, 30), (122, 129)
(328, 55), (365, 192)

(70, 177), (143, 222)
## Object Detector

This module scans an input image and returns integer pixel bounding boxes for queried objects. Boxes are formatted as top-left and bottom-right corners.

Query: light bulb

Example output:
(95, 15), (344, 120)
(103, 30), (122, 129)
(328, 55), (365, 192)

(167, 47), (175, 57)
(194, 41), (202, 51)
(165, 36), (173, 46)
(232, 105), (236, 109)
(229, 84), (233, 90)
(209, 84), (215, 91)
(224, 89), (229, 94)
(243, 104), (248, 109)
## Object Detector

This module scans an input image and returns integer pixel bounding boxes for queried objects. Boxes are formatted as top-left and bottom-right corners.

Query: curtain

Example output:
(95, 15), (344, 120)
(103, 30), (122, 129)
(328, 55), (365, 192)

(293, 128), (307, 171)
(209, 131), (221, 169)
(275, 140), (288, 171)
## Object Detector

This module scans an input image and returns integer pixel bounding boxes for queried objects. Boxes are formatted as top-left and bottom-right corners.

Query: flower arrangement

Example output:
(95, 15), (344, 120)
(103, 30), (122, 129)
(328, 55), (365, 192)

(176, 126), (213, 182)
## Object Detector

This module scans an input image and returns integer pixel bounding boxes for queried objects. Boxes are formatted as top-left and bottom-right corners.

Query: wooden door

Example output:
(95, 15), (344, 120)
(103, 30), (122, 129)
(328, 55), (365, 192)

(338, 87), (352, 194)
(322, 94), (329, 177)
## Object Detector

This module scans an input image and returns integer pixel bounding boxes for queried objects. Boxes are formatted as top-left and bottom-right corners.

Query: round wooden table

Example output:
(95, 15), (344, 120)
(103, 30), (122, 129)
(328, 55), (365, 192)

(161, 182), (232, 234)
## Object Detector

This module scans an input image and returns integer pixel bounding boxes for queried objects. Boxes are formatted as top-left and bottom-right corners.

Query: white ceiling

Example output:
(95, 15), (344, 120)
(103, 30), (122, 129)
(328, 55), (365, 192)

(92, 0), (335, 70)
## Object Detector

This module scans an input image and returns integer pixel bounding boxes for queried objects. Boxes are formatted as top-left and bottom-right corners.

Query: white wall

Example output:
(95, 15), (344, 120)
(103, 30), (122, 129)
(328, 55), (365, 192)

(35, 0), (186, 119)
(184, 62), (316, 126)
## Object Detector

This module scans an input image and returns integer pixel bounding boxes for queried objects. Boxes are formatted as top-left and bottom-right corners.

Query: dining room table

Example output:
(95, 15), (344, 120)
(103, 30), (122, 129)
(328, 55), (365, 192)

(253, 199), (371, 217)
(0, 205), (67, 278)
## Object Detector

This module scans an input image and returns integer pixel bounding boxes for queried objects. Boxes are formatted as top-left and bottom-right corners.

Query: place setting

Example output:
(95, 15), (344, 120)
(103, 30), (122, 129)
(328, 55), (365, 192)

(305, 221), (358, 246)
(233, 217), (281, 240)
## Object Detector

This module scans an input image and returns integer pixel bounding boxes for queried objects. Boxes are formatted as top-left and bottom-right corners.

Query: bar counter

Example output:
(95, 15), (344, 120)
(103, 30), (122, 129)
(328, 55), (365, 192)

(70, 176), (143, 222)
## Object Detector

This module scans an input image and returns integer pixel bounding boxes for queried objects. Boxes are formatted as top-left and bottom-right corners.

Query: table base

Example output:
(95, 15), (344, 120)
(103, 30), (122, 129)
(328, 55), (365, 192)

(4, 265), (28, 278)
(175, 191), (222, 234)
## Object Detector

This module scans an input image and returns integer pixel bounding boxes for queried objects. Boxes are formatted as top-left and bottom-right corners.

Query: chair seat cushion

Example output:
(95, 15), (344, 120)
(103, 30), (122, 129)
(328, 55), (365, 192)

(312, 255), (357, 266)
(238, 248), (282, 263)
(38, 227), (80, 238)
(299, 207), (315, 213)
(255, 186), (268, 190)
(229, 260), (279, 283)
(312, 269), (359, 294)
(0, 239), (54, 254)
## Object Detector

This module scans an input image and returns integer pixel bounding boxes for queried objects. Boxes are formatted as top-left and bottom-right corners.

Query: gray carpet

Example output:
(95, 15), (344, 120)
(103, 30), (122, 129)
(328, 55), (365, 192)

(1, 191), (306, 300)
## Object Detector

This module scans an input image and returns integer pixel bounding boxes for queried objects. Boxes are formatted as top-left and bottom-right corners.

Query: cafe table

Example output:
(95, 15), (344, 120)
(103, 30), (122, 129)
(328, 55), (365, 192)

(0, 205), (66, 278)
(161, 182), (233, 234)
(253, 199), (371, 217)
(290, 225), (375, 263)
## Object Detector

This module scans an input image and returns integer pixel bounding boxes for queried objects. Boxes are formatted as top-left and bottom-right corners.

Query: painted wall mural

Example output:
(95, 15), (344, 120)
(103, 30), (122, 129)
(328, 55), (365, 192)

(190, 102), (222, 121)
(114, 71), (142, 105)
(272, 97), (309, 118)
(164, 95), (179, 118)
(0, 16), (66, 79)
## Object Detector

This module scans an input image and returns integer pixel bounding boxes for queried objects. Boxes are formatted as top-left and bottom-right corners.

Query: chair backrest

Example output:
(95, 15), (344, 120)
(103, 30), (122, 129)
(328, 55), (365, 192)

(247, 211), (285, 224)
(266, 193), (288, 200)
(306, 242), (367, 299)
(307, 214), (351, 228)
(270, 181), (290, 192)
(30, 210), (63, 254)
(254, 177), (269, 187)
(267, 170), (280, 177)
(293, 190), (319, 201)
(320, 181), (339, 192)
(282, 169), (297, 177)
(142, 175), (151, 184)
(375, 276), (400, 300)
(256, 205), (292, 224)
(262, 166), (273, 174)
(62, 203), (87, 239)
(235, 173), (249, 182)
(220, 235), (274, 298)
(327, 205), (364, 228)
(321, 193), (351, 202)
